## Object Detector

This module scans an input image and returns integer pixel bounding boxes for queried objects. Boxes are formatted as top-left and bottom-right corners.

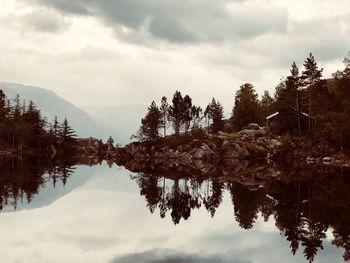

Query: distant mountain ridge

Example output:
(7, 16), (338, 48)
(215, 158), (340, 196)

(85, 104), (148, 143)
(0, 82), (121, 141)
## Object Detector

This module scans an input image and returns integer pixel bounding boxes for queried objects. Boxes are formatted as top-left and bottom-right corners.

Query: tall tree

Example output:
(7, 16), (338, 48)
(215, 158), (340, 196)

(140, 101), (162, 141)
(160, 96), (169, 137)
(260, 90), (275, 120)
(168, 91), (183, 135)
(301, 53), (324, 132)
(190, 105), (202, 129)
(53, 116), (60, 138)
(329, 53), (350, 151)
(0, 90), (8, 121)
(60, 118), (77, 153)
(205, 98), (224, 134)
(275, 62), (303, 134)
(0, 90), (9, 140)
(182, 95), (193, 133)
(232, 83), (261, 131)
(287, 63), (302, 134)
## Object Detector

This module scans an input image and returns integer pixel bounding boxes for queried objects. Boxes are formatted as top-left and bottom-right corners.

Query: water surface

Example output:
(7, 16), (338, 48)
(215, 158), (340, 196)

(0, 159), (348, 263)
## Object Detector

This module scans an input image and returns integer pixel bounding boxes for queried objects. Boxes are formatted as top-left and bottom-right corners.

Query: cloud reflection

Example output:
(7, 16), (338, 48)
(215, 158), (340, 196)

(111, 249), (250, 263)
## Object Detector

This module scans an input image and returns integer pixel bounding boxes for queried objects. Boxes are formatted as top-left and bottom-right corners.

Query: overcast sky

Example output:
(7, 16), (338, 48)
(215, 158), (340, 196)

(0, 0), (349, 112)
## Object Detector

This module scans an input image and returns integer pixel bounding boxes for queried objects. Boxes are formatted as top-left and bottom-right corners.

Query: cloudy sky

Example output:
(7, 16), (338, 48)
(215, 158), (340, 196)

(0, 0), (349, 112)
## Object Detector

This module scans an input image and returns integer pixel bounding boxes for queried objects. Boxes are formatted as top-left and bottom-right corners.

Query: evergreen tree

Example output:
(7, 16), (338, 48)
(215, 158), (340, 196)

(205, 98), (224, 134)
(140, 101), (162, 140)
(275, 62), (303, 133)
(160, 96), (169, 137)
(260, 90), (275, 120)
(301, 53), (324, 132)
(53, 116), (60, 138)
(0, 90), (8, 121)
(232, 83), (261, 131)
(0, 90), (77, 152)
(190, 105), (202, 129)
(60, 118), (77, 153)
(12, 94), (22, 122)
(168, 91), (183, 135)
(203, 104), (211, 133)
(182, 95), (193, 133)
(106, 136), (115, 154)
(328, 53), (350, 151)
(0, 90), (9, 141)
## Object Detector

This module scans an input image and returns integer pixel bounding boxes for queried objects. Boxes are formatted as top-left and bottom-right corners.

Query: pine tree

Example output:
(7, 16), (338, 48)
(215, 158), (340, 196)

(53, 116), (60, 138)
(260, 90), (275, 120)
(190, 105), (202, 129)
(106, 136), (115, 152)
(301, 53), (324, 132)
(0, 90), (9, 141)
(232, 83), (261, 131)
(204, 104), (211, 133)
(287, 63), (302, 134)
(140, 101), (162, 140)
(204, 98), (224, 134)
(60, 118), (77, 153)
(12, 94), (22, 122)
(182, 95), (193, 133)
(168, 91), (183, 135)
(160, 96), (169, 137)
(0, 90), (8, 121)
(275, 62), (303, 133)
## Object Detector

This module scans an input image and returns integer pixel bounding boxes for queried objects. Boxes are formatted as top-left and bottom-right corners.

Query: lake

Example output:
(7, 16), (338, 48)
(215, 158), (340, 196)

(0, 158), (349, 263)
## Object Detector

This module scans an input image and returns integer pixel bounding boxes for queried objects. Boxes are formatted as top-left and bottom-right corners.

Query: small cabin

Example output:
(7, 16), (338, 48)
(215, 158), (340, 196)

(266, 110), (314, 133)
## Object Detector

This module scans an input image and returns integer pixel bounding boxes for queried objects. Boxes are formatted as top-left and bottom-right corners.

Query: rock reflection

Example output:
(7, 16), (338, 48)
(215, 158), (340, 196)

(131, 165), (350, 262)
(1, 156), (350, 262)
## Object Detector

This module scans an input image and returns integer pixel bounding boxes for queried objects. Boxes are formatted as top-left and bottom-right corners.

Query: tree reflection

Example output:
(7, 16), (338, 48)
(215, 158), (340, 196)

(131, 165), (350, 262)
(229, 182), (266, 229)
(0, 157), (77, 210)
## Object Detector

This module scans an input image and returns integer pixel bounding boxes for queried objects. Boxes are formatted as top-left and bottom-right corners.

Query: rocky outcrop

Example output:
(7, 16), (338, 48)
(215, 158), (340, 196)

(220, 140), (249, 159)
(76, 137), (101, 157)
(113, 128), (282, 175)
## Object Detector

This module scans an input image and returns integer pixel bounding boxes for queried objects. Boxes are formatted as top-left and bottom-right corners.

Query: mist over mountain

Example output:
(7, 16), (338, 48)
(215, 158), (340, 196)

(0, 82), (121, 142)
(84, 104), (148, 143)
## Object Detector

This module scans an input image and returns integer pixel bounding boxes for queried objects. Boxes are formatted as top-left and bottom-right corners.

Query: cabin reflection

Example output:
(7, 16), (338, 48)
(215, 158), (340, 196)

(1, 157), (350, 262)
(132, 165), (350, 262)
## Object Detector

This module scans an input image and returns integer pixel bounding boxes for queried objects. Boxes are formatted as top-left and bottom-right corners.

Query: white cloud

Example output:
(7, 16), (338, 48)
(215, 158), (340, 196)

(0, 0), (348, 115)
(20, 8), (71, 33)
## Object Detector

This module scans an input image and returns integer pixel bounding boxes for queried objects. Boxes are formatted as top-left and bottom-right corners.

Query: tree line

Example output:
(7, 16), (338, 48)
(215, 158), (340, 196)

(134, 91), (225, 141)
(137, 52), (350, 152)
(0, 90), (77, 154)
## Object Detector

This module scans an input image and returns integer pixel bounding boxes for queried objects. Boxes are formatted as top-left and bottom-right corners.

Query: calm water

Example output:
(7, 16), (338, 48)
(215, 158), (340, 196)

(0, 158), (349, 263)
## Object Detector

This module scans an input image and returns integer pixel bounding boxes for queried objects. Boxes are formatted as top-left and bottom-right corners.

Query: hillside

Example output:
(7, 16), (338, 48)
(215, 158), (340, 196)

(0, 82), (121, 142)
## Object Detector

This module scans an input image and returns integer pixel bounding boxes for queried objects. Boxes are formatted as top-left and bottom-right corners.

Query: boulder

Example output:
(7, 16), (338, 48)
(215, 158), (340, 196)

(221, 140), (249, 159)
(239, 128), (267, 141)
(245, 123), (261, 130)
(192, 143), (219, 161)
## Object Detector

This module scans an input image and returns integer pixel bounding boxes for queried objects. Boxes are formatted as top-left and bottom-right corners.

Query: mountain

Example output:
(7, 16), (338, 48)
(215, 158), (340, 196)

(0, 82), (120, 141)
(85, 104), (148, 143)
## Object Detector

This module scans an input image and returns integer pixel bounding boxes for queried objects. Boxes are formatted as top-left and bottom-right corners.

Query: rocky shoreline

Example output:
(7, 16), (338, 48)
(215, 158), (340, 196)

(2, 128), (350, 171)
(110, 128), (350, 173)
(112, 128), (281, 174)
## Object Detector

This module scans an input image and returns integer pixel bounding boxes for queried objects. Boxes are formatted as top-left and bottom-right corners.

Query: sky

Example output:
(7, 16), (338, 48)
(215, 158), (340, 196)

(0, 0), (349, 112)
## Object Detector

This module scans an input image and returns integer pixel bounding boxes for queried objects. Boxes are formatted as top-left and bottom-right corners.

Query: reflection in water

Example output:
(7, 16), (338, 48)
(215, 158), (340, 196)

(131, 166), (350, 262)
(0, 157), (76, 210)
(1, 158), (350, 262)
